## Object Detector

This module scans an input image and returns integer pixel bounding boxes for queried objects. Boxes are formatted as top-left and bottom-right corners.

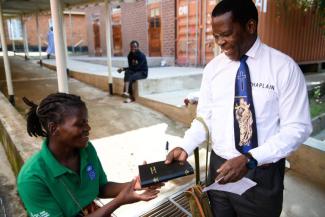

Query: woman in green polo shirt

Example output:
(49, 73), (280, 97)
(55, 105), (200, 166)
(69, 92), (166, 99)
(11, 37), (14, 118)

(17, 93), (161, 217)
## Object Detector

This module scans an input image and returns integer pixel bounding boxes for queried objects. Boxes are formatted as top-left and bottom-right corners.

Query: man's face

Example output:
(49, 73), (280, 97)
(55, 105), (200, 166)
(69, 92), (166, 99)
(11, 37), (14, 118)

(130, 43), (138, 53)
(212, 11), (255, 61)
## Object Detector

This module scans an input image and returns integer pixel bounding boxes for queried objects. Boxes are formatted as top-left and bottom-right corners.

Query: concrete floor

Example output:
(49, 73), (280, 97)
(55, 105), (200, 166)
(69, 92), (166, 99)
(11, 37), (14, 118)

(0, 56), (325, 217)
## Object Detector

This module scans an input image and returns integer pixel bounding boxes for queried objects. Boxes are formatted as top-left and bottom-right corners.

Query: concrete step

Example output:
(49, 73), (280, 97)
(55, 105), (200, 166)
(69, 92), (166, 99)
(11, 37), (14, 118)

(72, 56), (175, 68)
(141, 89), (199, 107)
(138, 74), (202, 95)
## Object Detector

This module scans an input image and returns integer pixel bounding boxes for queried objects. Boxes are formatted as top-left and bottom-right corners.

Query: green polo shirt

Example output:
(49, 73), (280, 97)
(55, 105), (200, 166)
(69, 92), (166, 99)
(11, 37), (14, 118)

(17, 139), (107, 217)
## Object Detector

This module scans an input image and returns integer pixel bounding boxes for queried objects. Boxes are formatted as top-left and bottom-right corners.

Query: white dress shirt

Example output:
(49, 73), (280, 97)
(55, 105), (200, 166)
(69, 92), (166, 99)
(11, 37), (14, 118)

(180, 38), (312, 165)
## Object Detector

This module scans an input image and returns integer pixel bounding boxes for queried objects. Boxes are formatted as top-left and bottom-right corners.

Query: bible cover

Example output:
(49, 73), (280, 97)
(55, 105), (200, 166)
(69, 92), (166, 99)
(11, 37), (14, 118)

(138, 160), (194, 188)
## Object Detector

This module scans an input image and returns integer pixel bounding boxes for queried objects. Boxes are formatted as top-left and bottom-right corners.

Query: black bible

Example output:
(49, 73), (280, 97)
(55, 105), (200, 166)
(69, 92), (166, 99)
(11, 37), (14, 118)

(138, 160), (194, 188)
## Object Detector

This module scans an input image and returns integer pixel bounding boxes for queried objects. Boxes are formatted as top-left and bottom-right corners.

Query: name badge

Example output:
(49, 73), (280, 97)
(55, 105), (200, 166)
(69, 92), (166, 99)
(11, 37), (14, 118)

(86, 164), (96, 180)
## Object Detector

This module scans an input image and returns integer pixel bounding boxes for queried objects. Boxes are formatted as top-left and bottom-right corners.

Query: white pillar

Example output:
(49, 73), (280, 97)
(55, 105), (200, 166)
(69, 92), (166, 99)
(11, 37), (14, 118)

(35, 12), (43, 66)
(9, 19), (16, 54)
(61, 9), (69, 61)
(21, 16), (30, 60)
(105, 0), (113, 95)
(0, 3), (15, 105)
(60, 5), (69, 75)
(69, 10), (75, 54)
(50, 0), (69, 93)
(195, 0), (198, 66)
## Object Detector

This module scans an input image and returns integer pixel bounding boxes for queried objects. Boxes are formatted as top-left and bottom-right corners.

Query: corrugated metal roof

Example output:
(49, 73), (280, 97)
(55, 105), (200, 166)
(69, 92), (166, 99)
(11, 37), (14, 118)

(1, 0), (136, 16)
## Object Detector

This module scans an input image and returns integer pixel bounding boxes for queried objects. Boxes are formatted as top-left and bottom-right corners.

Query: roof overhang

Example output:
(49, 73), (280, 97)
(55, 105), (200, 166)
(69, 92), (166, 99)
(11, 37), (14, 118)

(1, 0), (136, 16)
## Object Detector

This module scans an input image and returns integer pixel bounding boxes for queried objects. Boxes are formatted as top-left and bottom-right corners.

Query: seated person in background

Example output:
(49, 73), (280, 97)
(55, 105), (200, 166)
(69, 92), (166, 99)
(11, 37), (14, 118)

(118, 40), (148, 103)
(17, 93), (162, 217)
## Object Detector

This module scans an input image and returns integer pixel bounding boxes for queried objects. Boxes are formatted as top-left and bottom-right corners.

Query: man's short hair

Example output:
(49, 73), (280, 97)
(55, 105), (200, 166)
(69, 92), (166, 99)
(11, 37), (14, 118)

(212, 0), (258, 27)
(130, 40), (139, 47)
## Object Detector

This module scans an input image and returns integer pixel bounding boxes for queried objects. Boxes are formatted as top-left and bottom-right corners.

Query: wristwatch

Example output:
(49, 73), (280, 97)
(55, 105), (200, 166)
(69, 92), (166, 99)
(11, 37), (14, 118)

(244, 152), (258, 169)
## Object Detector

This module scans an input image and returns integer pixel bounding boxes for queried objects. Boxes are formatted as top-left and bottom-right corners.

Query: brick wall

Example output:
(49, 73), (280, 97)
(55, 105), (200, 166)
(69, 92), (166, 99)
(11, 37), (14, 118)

(4, 13), (87, 51)
(121, 1), (148, 56)
(161, 0), (175, 57)
(83, 1), (176, 58)
(84, 3), (108, 56)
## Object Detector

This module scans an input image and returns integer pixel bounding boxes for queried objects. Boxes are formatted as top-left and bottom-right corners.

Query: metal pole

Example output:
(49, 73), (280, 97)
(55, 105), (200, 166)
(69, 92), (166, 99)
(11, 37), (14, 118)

(21, 16), (30, 60)
(202, 0), (206, 65)
(195, 0), (198, 66)
(62, 11), (69, 75)
(105, 0), (113, 95)
(36, 12), (43, 66)
(213, 0), (221, 58)
(9, 19), (16, 55)
(50, 0), (69, 93)
(186, 0), (189, 66)
(69, 10), (75, 54)
(0, 3), (15, 105)
(60, 6), (69, 67)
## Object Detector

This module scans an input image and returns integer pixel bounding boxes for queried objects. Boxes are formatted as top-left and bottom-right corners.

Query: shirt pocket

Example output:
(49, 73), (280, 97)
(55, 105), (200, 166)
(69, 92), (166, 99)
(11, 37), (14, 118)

(253, 88), (278, 122)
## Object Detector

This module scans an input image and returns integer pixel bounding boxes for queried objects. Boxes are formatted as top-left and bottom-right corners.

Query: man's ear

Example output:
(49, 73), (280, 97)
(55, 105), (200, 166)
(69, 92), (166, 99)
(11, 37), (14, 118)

(246, 19), (257, 35)
(48, 122), (58, 136)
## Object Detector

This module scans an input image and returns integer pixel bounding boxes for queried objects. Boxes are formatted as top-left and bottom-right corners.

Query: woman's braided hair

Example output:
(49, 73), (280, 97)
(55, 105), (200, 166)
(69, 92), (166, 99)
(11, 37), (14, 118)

(23, 93), (86, 137)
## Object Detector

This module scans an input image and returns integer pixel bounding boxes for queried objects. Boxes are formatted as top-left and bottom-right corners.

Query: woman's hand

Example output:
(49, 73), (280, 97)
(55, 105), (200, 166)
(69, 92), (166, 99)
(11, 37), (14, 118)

(115, 179), (160, 205)
(134, 175), (164, 190)
(134, 161), (165, 191)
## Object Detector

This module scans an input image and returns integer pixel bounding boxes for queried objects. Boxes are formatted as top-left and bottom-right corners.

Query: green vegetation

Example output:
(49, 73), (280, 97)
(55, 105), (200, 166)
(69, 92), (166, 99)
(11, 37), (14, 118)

(309, 84), (325, 118)
(310, 97), (325, 118)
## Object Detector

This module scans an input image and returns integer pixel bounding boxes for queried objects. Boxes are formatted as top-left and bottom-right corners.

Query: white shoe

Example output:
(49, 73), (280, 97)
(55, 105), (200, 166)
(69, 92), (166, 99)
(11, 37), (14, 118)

(124, 98), (133, 103)
(122, 92), (130, 98)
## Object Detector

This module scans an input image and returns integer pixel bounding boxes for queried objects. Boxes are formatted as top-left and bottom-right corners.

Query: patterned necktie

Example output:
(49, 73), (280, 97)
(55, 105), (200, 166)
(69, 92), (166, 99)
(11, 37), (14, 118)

(233, 55), (258, 154)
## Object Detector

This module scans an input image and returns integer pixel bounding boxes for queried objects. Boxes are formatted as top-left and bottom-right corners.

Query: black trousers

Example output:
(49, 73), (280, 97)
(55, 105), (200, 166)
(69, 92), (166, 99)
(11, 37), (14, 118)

(124, 69), (147, 96)
(207, 151), (285, 217)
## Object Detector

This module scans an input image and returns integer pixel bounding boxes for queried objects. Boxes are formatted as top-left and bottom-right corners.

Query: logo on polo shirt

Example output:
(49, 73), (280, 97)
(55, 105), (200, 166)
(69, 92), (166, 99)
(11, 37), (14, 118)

(86, 163), (96, 180)
(30, 211), (50, 217)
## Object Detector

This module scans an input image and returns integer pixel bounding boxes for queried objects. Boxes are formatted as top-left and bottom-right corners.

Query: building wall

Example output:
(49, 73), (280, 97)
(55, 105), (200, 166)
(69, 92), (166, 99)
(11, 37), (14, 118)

(121, 1), (148, 56)
(4, 13), (87, 51)
(161, 0), (176, 57)
(85, 4), (106, 56)
(175, 0), (325, 65)
(83, 1), (175, 58)
(258, 0), (325, 63)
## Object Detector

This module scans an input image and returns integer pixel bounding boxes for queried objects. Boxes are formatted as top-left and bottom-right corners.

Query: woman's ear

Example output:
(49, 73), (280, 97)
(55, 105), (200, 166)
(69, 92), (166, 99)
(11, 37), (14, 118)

(48, 122), (58, 136)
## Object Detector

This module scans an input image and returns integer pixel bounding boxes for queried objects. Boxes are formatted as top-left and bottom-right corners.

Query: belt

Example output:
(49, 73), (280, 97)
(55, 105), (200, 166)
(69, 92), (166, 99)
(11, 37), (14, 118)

(258, 163), (272, 168)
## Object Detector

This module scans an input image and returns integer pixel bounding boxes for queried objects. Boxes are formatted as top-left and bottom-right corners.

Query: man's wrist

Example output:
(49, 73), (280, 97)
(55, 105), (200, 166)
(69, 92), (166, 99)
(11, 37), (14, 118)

(244, 152), (258, 169)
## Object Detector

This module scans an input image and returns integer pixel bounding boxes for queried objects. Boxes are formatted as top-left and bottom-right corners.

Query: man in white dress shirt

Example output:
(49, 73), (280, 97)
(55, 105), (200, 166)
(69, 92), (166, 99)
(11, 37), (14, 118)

(165, 0), (312, 216)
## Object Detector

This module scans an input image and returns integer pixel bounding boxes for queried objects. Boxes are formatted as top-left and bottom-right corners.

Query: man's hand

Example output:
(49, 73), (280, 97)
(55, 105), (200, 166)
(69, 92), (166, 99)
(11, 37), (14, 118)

(165, 147), (188, 164)
(215, 155), (248, 184)
(117, 68), (124, 73)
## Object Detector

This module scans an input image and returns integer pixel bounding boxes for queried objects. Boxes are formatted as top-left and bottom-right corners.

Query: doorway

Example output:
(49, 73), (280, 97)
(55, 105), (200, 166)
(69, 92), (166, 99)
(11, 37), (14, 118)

(148, 4), (161, 57)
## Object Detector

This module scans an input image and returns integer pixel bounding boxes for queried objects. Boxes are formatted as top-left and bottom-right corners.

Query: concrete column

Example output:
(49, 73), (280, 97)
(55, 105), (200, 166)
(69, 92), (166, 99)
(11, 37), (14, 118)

(21, 16), (30, 60)
(60, 5), (69, 74)
(35, 12), (43, 66)
(195, 0), (198, 66)
(0, 4), (15, 105)
(105, 0), (113, 95)
(317, 63), (322, 73)
(202, 0), (206, 65)
(50, 0), (69, 93)
(69, 10), (75, 54)
(186, 0), (189, 66)
(9, 19), (16, 54)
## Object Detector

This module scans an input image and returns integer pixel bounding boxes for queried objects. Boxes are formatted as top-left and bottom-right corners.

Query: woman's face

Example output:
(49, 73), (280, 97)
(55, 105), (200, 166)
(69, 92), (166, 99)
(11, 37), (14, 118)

(54, 106), (91, 149)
